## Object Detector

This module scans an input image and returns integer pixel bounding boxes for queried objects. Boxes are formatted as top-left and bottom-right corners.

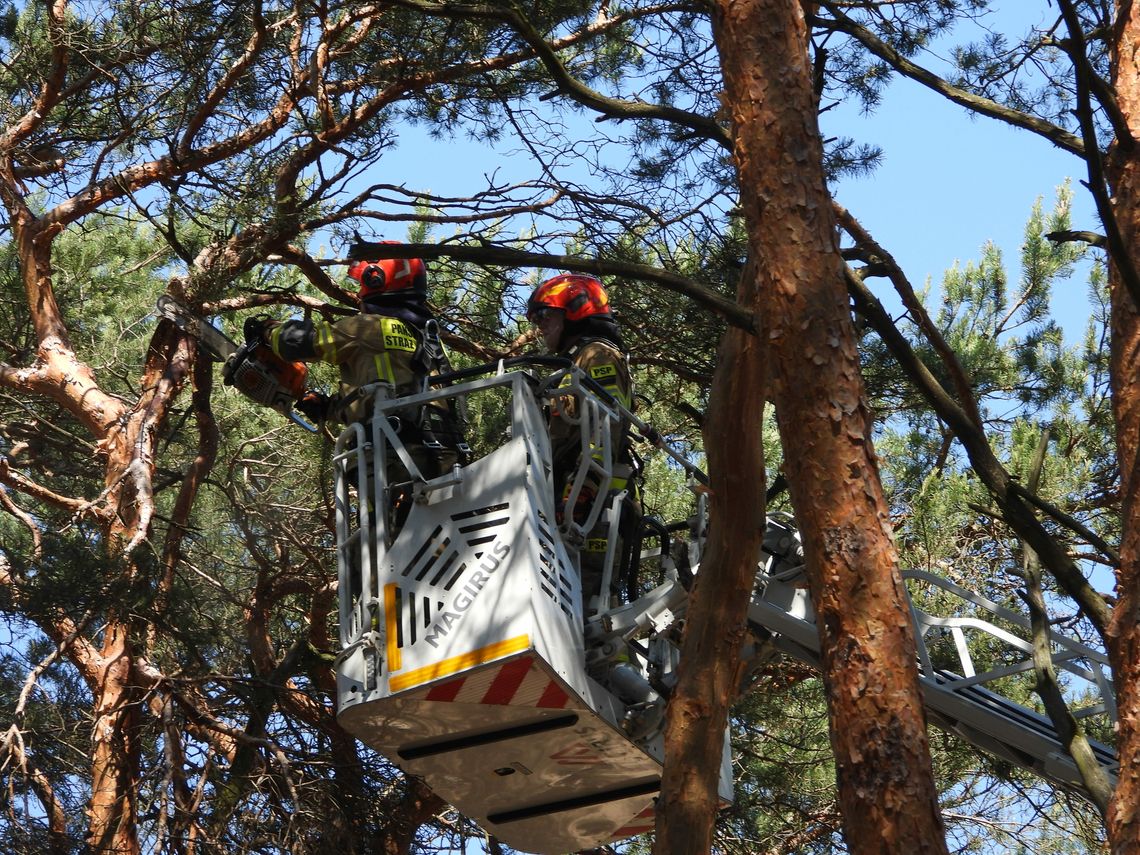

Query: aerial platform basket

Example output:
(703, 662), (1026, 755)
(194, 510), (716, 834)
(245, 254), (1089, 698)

(333, 367), (714, 854)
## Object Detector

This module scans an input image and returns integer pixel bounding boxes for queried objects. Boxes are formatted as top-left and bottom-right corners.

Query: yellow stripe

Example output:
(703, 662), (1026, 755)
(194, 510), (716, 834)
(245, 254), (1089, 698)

(384, 584), (402, 672)
(318, 323), (337, 360)
(374, 352), (395, 384)
(388, 634), (532, 693)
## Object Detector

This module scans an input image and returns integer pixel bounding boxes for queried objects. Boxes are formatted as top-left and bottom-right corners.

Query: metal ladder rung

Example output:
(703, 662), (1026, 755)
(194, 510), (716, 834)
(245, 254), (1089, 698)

(333, 443), (373, 463)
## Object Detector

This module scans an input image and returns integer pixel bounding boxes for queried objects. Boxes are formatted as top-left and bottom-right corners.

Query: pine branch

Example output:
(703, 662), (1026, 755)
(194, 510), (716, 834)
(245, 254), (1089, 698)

(1046, 229), (1106, 248)
(845, 266), (1114, 641)
(349, 239), (757, 331)
(1018, 427), (1113, 817)
(814, 4), (1086, 156)
(382, 0), (734, 150)
(1012, 482), (1120, 567)
(836, 203), (985, 433)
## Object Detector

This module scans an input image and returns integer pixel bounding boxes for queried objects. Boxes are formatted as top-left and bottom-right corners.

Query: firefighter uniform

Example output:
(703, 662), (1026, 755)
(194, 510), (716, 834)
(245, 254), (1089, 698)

(527, 272), (638, 611)
(549, 338), (634, 498)
(551, 338), (637, 611)
(266, 312), (458, 481)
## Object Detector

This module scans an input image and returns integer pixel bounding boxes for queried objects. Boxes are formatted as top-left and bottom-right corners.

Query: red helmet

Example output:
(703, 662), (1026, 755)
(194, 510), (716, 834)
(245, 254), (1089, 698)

(526, 273), (612, 323)
(347, 243), (427, 300)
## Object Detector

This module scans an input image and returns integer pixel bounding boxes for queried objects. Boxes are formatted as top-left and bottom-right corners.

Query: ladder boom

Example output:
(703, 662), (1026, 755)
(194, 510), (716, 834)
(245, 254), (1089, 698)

(749, 518), (1118, 800)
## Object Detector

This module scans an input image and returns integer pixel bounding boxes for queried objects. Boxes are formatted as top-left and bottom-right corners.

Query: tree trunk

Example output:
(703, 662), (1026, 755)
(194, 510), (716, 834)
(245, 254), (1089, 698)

(83, 322), (193, 855)
(5, 209), (146, 853)
(654, 311), (768, 854)
(710, 0), (948, 852)
(1105, 4), (1140, 852)
(88, 621), (142, 855)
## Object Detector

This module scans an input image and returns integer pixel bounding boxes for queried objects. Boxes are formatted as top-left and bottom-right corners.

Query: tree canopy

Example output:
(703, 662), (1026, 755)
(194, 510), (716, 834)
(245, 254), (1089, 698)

(0, 1), (1136, 854)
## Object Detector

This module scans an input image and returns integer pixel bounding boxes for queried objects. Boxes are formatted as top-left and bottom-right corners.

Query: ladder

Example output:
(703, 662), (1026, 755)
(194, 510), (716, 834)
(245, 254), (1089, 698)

(750, 516), (1118, 799)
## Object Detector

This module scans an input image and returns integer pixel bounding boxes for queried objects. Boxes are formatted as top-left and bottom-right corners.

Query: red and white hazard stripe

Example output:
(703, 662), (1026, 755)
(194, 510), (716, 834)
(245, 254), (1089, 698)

(422, 655), (570, 708)
(612, 804), (656, 839)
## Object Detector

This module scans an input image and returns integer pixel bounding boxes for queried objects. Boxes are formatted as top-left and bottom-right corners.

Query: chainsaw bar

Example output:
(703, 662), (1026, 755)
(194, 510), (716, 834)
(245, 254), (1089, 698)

(155, 295), (238, 362)
(155, 295), (318, 433)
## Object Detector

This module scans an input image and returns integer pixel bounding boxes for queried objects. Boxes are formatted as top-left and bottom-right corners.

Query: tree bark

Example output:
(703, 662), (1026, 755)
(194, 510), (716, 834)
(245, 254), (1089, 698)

(654, 309), (768, 854)
(709, 0), (948, 852)
(1105, 3), (1140, 852)
(87, 621), (143, 855)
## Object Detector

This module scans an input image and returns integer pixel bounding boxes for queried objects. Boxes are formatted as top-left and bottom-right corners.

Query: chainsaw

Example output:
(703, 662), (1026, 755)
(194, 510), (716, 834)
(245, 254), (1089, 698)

(156, 295), (317, 432)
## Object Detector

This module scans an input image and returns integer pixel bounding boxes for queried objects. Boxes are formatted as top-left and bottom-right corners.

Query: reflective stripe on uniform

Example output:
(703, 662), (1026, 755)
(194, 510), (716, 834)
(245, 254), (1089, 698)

(375, 352), (396, 385)
(314, 322), (337, 360)
(588, 363), (630, 408)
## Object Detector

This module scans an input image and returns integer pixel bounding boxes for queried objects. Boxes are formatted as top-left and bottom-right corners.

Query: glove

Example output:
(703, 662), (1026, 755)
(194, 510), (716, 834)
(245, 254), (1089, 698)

(221, 353), (237, 386)
(296, 390), (334, 422)
(243, 315), (277, 345)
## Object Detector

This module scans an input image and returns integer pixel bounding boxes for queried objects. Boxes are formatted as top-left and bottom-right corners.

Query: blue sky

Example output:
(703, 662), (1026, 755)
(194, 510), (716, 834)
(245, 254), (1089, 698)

(383, 90), (1093, 293)
(376, 5), (1097, 341)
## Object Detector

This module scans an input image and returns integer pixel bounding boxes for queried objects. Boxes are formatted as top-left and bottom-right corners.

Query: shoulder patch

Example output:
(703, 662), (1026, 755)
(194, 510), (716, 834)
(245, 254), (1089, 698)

(590, 364), (618, 380)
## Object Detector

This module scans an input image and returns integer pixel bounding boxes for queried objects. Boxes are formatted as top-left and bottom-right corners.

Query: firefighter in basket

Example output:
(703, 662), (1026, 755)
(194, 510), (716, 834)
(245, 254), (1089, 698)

(243, 247), (464, 515)
(526, 273), (639, 611)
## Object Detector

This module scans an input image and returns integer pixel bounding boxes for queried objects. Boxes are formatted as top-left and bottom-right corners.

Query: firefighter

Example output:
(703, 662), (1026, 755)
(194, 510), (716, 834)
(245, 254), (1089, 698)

(244, 251), (462, 502)
(526, 273), (637, 611)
